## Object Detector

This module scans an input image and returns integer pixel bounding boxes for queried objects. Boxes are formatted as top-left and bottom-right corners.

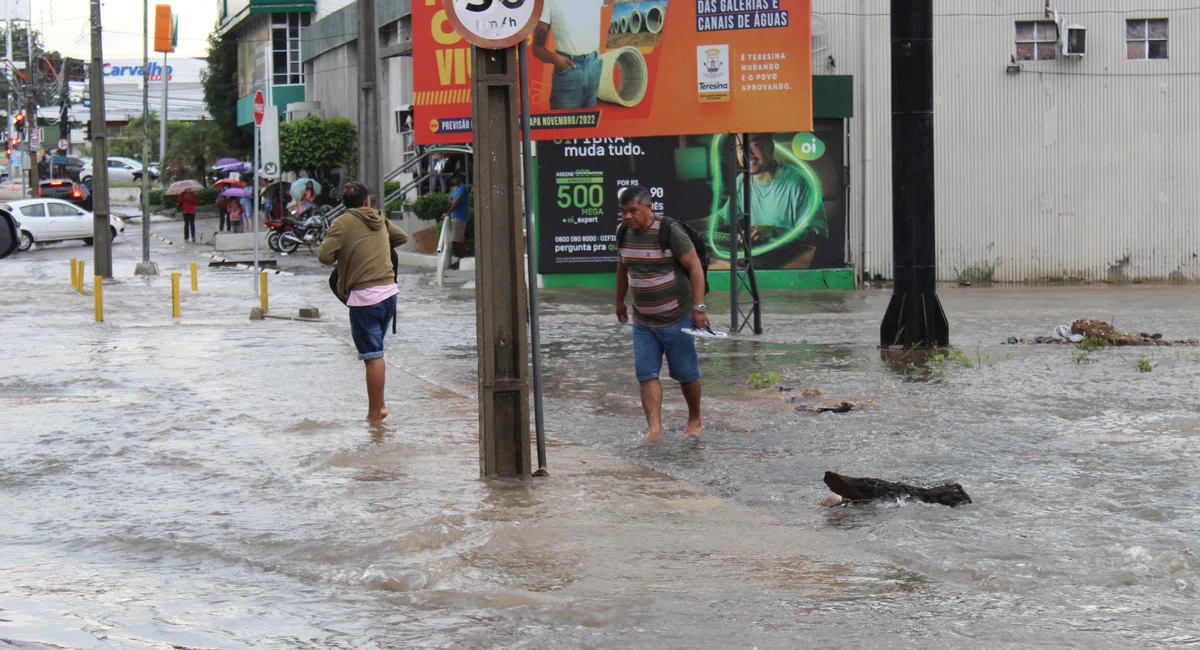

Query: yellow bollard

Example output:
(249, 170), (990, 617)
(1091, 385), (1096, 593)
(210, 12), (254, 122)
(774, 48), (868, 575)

(190, 261), (198, 292)
(260, 271), (268, 314)
(70, 258), (78, 290)
(171, 272), (181, 318)
(94, 276), (103, 322)
(78, 260), (86, 293)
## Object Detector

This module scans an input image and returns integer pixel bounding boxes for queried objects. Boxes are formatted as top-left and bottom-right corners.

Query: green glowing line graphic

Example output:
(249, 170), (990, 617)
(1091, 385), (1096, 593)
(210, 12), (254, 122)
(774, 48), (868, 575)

(705, 134), (824, 260)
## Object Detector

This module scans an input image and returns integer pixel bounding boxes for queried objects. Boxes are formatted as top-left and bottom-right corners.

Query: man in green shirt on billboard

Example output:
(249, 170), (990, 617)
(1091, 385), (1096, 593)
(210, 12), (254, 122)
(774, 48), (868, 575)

(713, 132), (828, 269)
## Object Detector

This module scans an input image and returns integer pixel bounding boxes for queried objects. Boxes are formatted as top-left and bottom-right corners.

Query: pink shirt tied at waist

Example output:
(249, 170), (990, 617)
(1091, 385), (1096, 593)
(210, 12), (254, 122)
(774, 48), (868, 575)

(347, 283), (399, 307)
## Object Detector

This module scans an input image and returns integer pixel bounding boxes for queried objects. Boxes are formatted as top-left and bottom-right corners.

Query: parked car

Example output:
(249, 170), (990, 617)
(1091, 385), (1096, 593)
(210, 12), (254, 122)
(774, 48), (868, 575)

(38, 179), (93, 211)
(79, 157), (160, 184)
(0, 206), (17, 258)
(7, 198), (124, 251)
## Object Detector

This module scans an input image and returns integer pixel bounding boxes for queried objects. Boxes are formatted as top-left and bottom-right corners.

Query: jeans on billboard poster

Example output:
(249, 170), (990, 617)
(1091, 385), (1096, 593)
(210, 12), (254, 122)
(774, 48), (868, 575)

(538, 119), (846, 274)
(412, 0), (813, 145)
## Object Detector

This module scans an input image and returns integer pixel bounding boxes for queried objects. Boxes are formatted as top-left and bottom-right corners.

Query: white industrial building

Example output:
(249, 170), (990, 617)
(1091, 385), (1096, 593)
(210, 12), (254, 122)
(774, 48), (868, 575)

(294, 0), (1199, 283)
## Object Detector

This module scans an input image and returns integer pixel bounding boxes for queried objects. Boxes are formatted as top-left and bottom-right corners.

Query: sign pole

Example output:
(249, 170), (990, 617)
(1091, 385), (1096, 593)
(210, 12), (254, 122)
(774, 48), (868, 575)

(518, 44), (548, 476)
(444, 0), (544, 478)
(159, 51), (167, 192)
(253, 90), (262, 293)
(134, 0), (157, 276)
(472, 45), (532, 478)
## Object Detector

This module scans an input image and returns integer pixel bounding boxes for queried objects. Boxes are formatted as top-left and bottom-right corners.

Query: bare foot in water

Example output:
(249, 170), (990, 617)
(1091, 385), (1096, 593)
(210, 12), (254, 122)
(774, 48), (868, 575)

(368, 406), (389, 422)
(642, 429), (666, 442)
(683, 419), (704, 437)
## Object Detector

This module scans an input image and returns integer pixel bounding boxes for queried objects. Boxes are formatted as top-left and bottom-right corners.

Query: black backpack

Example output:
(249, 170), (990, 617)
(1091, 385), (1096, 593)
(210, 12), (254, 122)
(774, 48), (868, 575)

(329, 247), (400, 334)
(617, 217), (710, 294)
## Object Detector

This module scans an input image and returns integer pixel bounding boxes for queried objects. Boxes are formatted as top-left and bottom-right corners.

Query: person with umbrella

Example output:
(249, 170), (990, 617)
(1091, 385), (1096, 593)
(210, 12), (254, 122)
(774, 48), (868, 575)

(297, 179), (318, 215)
(166, 180), (205, 242)
(179, 189), (199, 242)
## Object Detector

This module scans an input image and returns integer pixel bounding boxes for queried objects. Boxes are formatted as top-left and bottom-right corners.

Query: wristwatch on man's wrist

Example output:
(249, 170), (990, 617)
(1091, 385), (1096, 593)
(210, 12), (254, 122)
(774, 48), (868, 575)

(694, 304), (707, 313)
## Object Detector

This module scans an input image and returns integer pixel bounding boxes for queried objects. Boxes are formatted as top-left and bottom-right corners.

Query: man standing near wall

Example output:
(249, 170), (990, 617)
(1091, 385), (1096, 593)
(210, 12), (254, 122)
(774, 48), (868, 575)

(531, 0), (613, 110)
(615, 186), (708, 440)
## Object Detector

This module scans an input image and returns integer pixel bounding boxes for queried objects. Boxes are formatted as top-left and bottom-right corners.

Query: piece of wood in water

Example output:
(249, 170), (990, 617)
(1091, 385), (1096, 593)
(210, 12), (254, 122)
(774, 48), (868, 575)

(823, 471), (971, 507)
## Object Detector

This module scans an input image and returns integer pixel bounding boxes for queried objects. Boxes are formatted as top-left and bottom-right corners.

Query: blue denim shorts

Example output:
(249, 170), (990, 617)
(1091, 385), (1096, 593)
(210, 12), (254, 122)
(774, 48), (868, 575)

(348, 295), (396, 361)
(632, 313), (701, 383)
(550, 52), (602, 110)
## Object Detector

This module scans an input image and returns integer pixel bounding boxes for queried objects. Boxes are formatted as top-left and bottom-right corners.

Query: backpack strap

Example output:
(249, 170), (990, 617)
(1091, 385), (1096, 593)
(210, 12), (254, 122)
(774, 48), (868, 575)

(657, 217), (676, 252)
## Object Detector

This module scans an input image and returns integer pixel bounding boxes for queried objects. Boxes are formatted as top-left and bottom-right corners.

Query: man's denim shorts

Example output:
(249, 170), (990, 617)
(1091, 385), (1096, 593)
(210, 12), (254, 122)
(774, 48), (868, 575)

(632, 313), (701, 383)
(349, 295), (396, 361)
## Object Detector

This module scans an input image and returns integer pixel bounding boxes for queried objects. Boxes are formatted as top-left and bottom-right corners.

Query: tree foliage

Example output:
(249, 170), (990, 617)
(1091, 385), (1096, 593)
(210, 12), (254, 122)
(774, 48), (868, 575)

(279, 115), (356, 186)
(167, 119), (231, 182)
(0, 26), (65, 122)
(201, 31), (251, 153)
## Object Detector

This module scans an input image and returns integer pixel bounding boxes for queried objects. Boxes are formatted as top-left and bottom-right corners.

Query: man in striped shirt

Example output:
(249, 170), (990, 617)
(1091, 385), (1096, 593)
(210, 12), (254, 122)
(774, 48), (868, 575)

(616, 186), (710, 440)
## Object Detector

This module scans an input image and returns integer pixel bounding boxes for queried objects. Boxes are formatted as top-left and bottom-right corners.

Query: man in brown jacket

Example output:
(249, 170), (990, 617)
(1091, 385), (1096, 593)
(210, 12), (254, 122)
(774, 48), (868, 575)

(318, 181), (408, 421)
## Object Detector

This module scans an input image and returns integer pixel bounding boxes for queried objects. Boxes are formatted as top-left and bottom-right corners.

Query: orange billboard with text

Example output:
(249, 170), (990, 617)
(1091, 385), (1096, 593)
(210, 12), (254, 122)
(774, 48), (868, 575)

(413, 0), (812, 145)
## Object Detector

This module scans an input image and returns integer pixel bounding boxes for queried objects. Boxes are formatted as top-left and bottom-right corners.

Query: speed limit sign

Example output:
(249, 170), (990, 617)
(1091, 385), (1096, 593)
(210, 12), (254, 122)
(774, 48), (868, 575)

(443, 0), (544, 49)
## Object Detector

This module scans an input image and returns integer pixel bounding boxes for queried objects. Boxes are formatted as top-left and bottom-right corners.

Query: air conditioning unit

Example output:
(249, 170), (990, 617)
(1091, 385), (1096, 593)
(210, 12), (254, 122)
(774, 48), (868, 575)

(1063, 24), (1086, 56)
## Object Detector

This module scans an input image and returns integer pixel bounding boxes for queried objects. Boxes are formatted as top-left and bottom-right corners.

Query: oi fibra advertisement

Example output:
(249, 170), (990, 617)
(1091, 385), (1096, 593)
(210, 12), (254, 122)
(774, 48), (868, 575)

(537, 119), (846, 274)
(413, 0), (813, 144)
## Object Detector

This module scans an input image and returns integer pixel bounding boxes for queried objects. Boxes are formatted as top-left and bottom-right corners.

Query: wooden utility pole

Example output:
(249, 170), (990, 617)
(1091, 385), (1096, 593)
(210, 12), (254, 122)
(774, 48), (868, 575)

(89, 0), (113, 276)
(357, 0), (380, 198)
(472, 46), (531, 478)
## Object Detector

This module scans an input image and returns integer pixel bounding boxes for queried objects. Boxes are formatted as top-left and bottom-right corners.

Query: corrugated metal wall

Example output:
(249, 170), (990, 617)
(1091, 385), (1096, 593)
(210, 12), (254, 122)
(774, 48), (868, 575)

(816, 0), (1200, 282)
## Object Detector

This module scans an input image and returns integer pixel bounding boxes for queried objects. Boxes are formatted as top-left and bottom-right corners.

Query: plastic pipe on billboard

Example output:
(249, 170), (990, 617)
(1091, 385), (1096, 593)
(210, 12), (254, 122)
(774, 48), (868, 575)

(631, 10), (644, 33)
(598, 47), (648, 107)
(619, 16), (629, 33)
(647, 6), (664, 33)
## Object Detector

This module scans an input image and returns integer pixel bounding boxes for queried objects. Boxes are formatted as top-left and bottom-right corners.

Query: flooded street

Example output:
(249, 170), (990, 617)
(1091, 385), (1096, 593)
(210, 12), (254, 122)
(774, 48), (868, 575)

(3, 236), (1198, 647)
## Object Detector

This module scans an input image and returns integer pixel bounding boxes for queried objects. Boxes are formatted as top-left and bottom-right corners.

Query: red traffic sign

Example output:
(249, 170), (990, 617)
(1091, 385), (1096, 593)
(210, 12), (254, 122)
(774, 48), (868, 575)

(253, 90), (266, 127)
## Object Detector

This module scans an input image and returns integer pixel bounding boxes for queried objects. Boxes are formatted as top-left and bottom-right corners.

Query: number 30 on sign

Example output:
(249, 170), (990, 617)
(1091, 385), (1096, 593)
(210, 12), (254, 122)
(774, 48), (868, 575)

(443, 0), (544, 49)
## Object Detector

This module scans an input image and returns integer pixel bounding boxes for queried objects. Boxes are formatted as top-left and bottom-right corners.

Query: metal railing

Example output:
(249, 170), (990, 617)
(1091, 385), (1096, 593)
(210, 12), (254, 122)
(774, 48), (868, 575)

(321, 144), (473, 223)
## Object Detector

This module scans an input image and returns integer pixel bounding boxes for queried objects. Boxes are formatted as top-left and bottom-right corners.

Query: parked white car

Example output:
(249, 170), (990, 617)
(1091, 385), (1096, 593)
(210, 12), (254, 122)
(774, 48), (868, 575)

(7, 199), (125, 250)
(79, 157), (160, 184)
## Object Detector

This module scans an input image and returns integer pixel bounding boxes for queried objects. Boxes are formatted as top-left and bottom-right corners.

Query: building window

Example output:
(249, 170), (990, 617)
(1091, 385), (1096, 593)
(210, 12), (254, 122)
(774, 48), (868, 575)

(1127, 19), (1168, 60)
(1015, 21), (1058, 61)
(272, 13), (311, 85)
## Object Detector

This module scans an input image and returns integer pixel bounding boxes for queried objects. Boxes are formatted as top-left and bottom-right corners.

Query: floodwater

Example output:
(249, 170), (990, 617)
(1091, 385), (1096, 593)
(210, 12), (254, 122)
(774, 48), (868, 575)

(3, 240), (1199, 648)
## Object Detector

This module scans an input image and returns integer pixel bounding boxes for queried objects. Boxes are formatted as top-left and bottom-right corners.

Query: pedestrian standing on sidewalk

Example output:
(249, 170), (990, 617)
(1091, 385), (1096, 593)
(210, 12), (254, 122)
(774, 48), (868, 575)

(615, 185), (708, 440)
(228, 197), (244, 233)
(442, 174), (469, 261)
(178, 189), (199, 242)
(217, 196), (230, 232)
(318, 181), (409, 422)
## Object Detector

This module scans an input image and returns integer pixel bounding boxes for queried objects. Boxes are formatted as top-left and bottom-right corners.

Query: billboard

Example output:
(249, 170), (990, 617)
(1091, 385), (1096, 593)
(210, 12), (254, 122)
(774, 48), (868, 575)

(413, 0), (812, 145)
(538, 118), (845, 274)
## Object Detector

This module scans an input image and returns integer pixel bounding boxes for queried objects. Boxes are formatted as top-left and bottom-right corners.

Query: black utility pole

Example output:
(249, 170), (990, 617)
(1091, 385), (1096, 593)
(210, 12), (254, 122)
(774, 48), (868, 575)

(880, 0), (948, 348)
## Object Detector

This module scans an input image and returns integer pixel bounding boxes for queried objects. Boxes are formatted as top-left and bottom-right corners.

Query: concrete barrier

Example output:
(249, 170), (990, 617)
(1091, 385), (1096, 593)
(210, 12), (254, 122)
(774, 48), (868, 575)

(214, 232), (271, 252)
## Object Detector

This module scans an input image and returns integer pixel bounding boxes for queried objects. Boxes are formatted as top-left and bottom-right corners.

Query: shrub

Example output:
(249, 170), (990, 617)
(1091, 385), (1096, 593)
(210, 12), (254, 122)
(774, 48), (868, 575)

(412, 192), (450, 221)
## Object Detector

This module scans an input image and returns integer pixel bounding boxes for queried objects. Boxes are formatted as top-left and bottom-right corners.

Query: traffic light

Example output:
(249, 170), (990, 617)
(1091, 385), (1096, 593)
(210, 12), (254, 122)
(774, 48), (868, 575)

(85, 120), (92, 141)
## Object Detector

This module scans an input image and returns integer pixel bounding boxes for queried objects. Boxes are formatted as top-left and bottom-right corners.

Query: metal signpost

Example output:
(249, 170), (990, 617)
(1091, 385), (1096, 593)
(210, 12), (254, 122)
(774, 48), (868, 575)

(252, 89), (265, 294)
(442, 0), (544, 478)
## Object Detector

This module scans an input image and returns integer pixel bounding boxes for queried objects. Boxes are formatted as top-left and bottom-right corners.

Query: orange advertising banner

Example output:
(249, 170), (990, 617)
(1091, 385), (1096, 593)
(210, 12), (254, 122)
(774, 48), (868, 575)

(413, 0), (812, 145)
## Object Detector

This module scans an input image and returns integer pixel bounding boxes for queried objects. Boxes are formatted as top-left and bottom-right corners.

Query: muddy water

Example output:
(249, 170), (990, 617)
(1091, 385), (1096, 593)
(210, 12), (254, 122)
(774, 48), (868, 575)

(522, 287), (1200, 647)
(3, 243), (1198, 648)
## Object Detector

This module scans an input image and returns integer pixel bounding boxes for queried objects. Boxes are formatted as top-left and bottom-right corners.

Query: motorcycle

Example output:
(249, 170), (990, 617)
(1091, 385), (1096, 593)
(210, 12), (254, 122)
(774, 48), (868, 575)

(277, 206), (333, 254)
